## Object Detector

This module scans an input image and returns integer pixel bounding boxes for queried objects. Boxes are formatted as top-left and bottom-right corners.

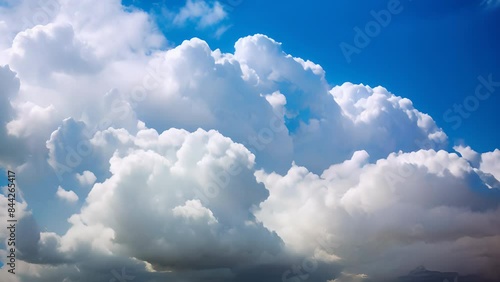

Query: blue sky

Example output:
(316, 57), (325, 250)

(126, 0), (500, 151)
(1, 1), (500, 281)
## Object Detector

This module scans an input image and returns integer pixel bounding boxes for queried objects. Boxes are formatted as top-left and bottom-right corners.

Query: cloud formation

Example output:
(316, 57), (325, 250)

(255, 149), (500, 280)
(55, 186), (78, 203)
(0, 1), (499, 281)
(75, 170), (96, 187)
(173, 0), (227, 28)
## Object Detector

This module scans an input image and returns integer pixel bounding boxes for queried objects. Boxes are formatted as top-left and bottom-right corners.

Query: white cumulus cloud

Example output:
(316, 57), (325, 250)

(0, 1), (499, 281)
(75, 170), (96, 186)
(56, 186), (78, 203)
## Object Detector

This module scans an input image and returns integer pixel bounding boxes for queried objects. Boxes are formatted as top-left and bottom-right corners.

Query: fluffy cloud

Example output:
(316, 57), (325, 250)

(6, 102), (56, 138)
(255, 149), (500, 280)
(0, 0), (164, 65)
(22, 128), (289, 281)
(75, 170), (96, 186)
(0, 65), (23, 166)
(454, 146), (500, 189)
(0, 1), (499, 281)
(232, 35), (447, 172)
(55, 186), (78, 203)
(10, 23), (101, 81)
(480, 149), (500, 181)
(454, 145), (481, 166)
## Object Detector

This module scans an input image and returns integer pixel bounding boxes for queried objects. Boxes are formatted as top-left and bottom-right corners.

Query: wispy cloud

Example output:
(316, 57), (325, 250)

(173, 0), (227, 28)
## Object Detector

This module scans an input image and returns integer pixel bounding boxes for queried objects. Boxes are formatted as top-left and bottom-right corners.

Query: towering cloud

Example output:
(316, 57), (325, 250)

(0, 1), (498, 281)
